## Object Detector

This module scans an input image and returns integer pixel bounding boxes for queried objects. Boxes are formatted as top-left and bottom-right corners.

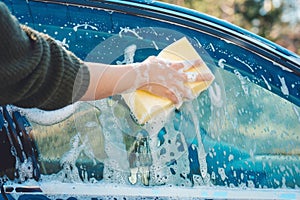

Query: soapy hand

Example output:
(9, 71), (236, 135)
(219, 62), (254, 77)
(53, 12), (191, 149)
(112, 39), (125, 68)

(137, 56), (214, 104)
(81, 56), (213, 103)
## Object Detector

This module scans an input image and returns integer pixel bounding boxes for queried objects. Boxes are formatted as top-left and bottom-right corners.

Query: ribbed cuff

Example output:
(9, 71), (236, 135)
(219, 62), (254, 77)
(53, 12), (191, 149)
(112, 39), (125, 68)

(72, 63), (90, 103)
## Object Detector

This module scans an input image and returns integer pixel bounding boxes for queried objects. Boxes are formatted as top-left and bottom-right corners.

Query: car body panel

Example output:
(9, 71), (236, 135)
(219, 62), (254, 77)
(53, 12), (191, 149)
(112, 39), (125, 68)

(1, 0), (299, 199)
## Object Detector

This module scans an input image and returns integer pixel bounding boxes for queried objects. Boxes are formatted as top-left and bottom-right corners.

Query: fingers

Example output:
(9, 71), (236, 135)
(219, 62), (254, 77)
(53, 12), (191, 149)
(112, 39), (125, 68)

(162, 88), (179, 104)
(175, 59), (203, 72)
(166, 85), (196, 104)
(169, 62), (185, 71)
(184, 71), (214, 82)
(139, 56), (214, 104)
(196, 72), (214, 82)
(185, 72), (198, 82)
(165, 59), (214, 83)
(139, 84), (179, 104)
(139, 81), (196, 105)
(156, 57), (202, 72)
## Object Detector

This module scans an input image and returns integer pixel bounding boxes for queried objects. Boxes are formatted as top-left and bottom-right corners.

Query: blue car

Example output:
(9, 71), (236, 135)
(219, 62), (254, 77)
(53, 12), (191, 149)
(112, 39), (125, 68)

(1, 0), (299, 199)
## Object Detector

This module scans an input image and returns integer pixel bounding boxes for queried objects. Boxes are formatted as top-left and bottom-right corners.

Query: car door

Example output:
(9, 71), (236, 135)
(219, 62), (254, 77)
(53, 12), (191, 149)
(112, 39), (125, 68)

(1, 0), (299, 199)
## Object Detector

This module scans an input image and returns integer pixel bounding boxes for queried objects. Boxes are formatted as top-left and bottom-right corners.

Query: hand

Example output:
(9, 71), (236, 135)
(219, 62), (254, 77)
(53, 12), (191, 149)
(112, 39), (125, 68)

(136, 56), (213, 104)
(81, 56), (213, 103)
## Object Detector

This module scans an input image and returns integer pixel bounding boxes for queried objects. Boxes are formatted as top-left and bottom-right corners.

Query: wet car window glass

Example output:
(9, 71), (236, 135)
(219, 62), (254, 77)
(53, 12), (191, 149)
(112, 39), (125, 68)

(3, 0), (299, 194)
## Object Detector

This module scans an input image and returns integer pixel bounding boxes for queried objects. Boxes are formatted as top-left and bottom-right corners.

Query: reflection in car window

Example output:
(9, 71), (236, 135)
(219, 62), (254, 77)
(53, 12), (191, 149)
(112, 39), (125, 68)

(7, 0), (300, 193)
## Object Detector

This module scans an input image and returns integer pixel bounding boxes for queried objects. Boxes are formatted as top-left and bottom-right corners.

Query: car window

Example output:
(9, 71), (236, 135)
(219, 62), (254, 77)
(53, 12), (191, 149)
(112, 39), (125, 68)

(5, 0), (300, 195)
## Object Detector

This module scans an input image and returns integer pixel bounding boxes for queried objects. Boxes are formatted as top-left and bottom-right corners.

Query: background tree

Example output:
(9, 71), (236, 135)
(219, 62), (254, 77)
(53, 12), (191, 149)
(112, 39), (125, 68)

(158, 0), (300, 55)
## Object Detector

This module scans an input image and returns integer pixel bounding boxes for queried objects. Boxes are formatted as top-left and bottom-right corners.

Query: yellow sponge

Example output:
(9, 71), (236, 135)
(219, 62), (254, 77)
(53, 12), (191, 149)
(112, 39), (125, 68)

(122, 37), (214, 124)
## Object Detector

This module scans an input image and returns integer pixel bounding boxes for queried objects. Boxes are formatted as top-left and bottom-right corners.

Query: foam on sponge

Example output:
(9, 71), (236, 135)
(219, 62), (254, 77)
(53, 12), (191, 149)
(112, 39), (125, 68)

(122, 37), (215, 124)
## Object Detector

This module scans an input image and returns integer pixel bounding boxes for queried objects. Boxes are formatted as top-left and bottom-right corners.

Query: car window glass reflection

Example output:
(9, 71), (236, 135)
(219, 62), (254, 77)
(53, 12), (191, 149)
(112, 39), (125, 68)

(9, 0), (300, 191)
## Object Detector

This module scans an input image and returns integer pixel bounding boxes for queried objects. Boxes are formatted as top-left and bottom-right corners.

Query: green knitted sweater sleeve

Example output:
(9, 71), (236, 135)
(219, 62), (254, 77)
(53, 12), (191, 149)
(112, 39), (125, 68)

(0, 2), (90, 110)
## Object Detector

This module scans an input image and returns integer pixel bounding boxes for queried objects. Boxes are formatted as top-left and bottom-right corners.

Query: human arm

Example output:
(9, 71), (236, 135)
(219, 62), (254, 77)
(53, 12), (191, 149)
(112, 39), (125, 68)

(0, 2), (89, 110)
(81, 56), (214, 104)
(0, 2), (213, 110)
